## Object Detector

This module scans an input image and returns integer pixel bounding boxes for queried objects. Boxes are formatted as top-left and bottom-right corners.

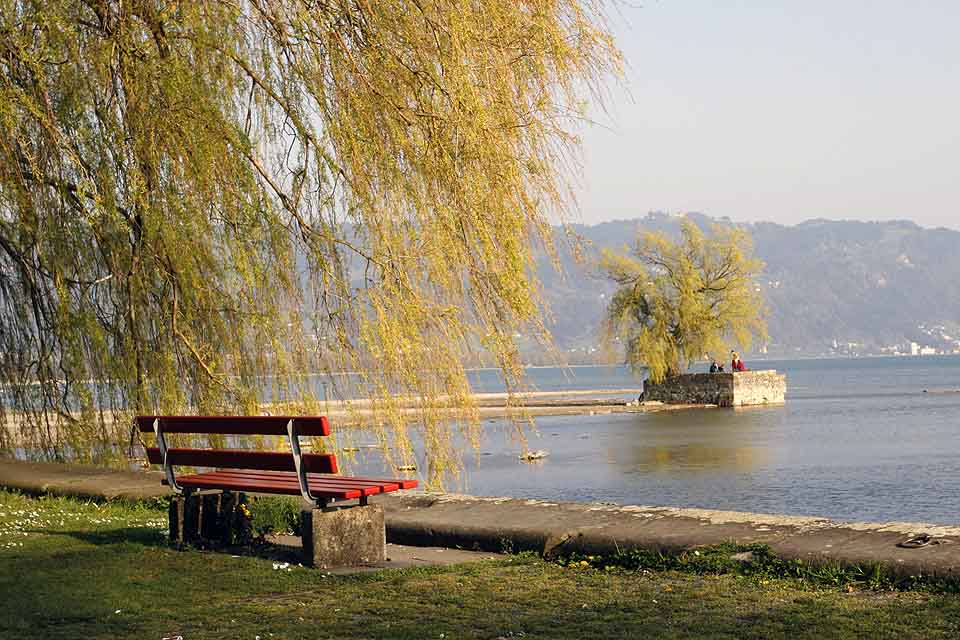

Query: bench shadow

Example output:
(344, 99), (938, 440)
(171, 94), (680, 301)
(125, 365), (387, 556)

(225, 537), (305, 564)
(28, 527), (304, 564)
(28, 526), (167, 547)
(157, 529), (306, 564)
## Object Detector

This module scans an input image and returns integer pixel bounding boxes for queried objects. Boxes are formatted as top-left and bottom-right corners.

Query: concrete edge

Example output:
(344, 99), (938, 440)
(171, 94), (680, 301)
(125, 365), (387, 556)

(376, 493), (960, 580)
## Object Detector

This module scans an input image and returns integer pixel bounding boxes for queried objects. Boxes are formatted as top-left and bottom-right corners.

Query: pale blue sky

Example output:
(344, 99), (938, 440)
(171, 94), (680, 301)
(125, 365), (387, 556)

(576, 1), (960, 229)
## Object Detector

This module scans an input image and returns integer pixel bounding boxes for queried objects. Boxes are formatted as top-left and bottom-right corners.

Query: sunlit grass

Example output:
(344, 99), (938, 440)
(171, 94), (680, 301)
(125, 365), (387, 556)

(2, 491), (959, 639)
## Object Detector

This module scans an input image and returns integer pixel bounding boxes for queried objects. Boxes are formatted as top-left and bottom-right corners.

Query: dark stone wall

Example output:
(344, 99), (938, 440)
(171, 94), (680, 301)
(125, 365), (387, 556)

(643, 373), (735, 406)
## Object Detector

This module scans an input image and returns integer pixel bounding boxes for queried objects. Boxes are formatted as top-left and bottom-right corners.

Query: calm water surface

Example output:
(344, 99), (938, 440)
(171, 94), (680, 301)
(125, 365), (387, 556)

(354, 356), (960, 524)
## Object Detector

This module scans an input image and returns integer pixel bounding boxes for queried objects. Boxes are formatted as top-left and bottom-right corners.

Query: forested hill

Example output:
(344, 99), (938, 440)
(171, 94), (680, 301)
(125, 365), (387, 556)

(537, 213), (960, 359)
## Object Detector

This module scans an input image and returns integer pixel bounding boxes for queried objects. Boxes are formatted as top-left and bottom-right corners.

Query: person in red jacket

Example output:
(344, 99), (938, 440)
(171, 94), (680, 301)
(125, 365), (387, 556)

(731, 351), (748, 372)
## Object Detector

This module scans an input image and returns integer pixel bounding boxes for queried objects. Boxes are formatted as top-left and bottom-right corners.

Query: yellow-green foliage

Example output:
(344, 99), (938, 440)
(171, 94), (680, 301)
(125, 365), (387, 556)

(603, 221), (767, 383)
(0, 1), (621, 486)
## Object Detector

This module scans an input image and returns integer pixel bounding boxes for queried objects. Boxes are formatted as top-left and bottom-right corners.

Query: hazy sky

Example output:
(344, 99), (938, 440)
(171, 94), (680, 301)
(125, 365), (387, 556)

(575, 1), (960, 230)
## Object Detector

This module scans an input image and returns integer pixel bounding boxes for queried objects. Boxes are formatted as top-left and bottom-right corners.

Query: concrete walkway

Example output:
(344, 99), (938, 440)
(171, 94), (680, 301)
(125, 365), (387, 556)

(383, 493), (960, 579)
(0, 459), (169, 500)
(267, 534), (505, 574)
(2, 458), (959, 579)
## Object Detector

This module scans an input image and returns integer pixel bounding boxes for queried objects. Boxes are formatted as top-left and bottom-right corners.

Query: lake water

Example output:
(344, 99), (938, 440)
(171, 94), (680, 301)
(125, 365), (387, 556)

(353, 356), (960, 524)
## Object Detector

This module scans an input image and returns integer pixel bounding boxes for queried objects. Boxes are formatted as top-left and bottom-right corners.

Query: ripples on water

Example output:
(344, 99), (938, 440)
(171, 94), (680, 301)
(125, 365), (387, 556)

(350, 356), (960, 524)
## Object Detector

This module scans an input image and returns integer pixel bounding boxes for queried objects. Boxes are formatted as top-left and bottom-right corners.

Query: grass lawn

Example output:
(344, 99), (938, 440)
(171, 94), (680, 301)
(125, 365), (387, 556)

(1, 491), (959, 639)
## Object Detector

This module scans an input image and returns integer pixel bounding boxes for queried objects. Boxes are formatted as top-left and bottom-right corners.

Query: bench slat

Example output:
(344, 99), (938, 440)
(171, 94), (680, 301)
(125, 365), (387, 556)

(333, 475), (419, 490)
(189, 471), (387, 496)
(137, 415), (330, 436)
(173, 476), (357, 500)
(172, 471), (389, 499)
(210, 469), (401, 492)
(198, 468), (418, 491)
(146, 447), (337, 474)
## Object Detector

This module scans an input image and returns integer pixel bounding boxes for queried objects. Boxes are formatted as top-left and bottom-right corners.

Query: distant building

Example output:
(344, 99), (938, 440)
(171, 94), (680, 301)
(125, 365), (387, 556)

(919, 346), (937, 356)
(910, 342), (920, 355)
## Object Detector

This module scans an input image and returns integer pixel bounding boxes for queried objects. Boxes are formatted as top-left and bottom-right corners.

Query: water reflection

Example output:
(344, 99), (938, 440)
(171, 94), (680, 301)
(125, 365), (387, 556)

(611, 408), (776, 474)
(628, 444), (761, 472)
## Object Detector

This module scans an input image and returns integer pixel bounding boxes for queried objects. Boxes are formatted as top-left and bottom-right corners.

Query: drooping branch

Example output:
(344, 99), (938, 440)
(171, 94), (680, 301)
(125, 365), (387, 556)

(0, 0), (622, 485)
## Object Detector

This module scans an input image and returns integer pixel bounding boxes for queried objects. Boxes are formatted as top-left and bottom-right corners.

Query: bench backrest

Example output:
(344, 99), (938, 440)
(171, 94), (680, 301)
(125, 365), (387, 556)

(136, 415), (330, 435)
(138, 415), (338, 475)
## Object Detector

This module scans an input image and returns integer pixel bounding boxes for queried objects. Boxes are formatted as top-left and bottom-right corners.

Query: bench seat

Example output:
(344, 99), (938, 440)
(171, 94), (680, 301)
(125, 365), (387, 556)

(167, 470), (418, 501)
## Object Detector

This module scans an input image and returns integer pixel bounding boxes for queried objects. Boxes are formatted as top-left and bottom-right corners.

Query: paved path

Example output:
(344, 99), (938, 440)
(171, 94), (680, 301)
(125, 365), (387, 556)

(268, 535), (505, 574)
(2, 458), (958, 579)
(0, 459), (169, 500)
(383, 493), (960, 579)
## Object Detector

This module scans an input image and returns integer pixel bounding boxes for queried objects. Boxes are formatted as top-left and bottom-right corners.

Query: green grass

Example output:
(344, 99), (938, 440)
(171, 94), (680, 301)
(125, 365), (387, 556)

(249, 496), (303, 538)
(2, 491), (960, 639)
(556, 544), (960, 593)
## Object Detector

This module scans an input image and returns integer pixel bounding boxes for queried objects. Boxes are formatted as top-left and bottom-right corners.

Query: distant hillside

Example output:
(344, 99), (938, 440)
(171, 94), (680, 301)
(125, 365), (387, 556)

(536, 213), (960, 360)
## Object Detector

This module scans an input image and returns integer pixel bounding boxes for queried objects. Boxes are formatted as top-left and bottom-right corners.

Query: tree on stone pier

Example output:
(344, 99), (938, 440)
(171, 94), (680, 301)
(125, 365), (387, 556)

(602, 220), (768, 383)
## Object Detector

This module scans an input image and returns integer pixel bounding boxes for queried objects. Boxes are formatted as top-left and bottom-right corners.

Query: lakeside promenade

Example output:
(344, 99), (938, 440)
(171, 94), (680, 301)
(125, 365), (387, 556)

(2, 458), (958, 580)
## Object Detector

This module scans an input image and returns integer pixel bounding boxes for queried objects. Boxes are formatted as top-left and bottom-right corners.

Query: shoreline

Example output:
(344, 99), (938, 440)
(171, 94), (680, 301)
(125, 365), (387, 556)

(321, 392), (713, 426)
(1, 458), (958, 580)
(2, 389), (709, 437)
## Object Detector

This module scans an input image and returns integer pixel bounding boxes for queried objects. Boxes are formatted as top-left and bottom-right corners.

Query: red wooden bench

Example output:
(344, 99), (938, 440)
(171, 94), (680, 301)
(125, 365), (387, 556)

(139, 415), (417, 509)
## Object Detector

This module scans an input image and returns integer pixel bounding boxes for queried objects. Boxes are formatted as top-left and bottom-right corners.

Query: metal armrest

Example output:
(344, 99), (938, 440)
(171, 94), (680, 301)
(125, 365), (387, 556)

(153, 418), (182, 493)
(287, 419), (324, 508)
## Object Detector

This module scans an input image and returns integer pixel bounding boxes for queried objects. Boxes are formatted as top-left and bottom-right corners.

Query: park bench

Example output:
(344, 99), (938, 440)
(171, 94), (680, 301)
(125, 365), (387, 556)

(138, 415), (417, 567)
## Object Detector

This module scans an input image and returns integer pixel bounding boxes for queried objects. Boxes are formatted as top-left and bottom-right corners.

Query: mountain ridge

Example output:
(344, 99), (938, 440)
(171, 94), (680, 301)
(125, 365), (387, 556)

(537, 212), (960, 360)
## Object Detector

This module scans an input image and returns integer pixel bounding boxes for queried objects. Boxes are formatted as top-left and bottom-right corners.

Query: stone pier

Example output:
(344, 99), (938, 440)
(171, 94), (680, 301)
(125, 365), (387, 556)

(643, 370), (786, 407)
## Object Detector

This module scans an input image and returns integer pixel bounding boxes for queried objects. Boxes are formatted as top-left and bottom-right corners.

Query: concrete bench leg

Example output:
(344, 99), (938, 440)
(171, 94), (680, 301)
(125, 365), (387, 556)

(301, 504), (385, 569)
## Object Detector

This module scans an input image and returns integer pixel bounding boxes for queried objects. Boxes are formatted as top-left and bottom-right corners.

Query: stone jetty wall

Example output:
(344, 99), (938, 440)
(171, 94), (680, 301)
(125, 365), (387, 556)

(732, 370), (787, 406)
(643, 370), (786, 407)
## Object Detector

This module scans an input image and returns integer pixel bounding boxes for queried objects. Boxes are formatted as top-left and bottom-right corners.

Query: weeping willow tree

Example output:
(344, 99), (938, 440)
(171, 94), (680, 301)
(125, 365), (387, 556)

(0, 1), (621, 484)
(603, 220), (767, 383)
